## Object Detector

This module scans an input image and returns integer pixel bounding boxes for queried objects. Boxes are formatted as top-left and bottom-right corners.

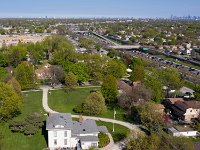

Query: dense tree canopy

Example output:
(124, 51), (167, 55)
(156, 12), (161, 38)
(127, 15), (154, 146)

(8, 45), (27, 67)
(15, 61), (36, 90)
(127, 132), (194, 150)
(104, 60), (126, 79)
(0, 82), (22, 121)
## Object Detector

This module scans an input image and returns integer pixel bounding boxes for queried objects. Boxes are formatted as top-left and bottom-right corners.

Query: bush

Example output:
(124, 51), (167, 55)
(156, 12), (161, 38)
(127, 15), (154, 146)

(98, 132), (110, 148)
(73, 104), (83, 113)
(9, 112), (43, 135)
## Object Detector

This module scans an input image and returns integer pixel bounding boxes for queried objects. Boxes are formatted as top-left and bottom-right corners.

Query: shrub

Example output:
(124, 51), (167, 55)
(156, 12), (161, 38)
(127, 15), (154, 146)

(73, 104), (83, 113)
(98, 132), (110, 148)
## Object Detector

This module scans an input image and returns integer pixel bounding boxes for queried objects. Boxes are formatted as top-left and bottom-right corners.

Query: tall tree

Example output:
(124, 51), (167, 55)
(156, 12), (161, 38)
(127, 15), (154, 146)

(0, 82), (22, 121)
(83, 92), (107, 116)
(7, 77), (22, 97)
(101, 75), (118, 103)
(145, 71), (164, 103)
(8, 45), (27, 67)
(70, 63), (89, 82)
(159, 68), (183, 90)
(130, 58), (145, 82)
(137, 102), (164, 133)
(65, 72), (77, 90)
(194, 84), (200, 101)
(104, 60), (126, 79)
(50, 65), (65, 86)
(15, 61), (36, 90)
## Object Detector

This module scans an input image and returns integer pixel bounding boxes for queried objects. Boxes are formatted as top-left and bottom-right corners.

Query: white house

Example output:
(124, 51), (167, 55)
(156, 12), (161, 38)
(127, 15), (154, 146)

(46, 113), (108, 150)
(168, 126), (198, 137)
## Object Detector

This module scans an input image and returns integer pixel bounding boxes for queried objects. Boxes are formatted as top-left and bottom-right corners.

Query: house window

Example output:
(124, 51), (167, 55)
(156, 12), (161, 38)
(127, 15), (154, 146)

(64, 131), (67, 137)
(54, 131), (57, 137)
(64, 139), (67, 145)
(54, 139), (57, 145)
(91, 143), (97, 147)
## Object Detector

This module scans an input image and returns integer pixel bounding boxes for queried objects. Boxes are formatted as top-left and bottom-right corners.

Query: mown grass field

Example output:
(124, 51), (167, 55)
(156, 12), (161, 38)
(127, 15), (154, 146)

(0, 91), (47, 150)
(48, 87), (127, 121)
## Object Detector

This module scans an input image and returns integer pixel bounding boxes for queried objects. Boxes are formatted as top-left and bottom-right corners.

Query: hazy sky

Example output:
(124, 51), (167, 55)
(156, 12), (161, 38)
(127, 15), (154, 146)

(1, 0), (200, 18)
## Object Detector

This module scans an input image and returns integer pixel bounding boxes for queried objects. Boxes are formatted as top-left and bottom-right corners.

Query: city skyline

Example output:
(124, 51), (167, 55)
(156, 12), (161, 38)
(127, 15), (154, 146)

(1, 0), (200, 18)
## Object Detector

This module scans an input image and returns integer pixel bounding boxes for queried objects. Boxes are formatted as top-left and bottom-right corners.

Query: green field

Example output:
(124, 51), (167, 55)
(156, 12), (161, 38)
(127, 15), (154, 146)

(0, 91), (47, 150)
(48, 88), (127, 121)
(96, 121), (130, 142)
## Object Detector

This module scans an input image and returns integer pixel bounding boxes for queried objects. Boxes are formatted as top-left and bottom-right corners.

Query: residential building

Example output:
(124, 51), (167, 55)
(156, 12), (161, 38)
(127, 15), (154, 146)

(170, 101), (200, 123)
(168, 125), (198, 137)
(35, 63), (51, 79)
(46, 113), (108, 150)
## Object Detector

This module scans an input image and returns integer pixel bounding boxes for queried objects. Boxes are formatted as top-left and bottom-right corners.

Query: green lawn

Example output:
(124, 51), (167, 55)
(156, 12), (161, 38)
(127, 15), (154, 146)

(48, 88), (127, 121)
(96, 121), (130, 142)
(0, 91), (47, 150)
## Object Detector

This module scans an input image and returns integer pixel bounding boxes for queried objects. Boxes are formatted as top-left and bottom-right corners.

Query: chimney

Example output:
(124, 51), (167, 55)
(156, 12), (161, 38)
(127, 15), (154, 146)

(79, 115), (84, 124)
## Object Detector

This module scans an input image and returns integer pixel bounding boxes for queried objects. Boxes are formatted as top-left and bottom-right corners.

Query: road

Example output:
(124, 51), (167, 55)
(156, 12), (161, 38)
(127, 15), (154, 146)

(41, 86), (140, 150)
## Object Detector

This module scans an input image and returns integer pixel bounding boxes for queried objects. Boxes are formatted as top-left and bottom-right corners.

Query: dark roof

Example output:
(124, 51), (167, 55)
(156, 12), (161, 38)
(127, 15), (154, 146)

(117, 80), (132, 93)
(71, 119), (99, 134)
(174, 101), (200, 111)
(78, 136), (99, 142)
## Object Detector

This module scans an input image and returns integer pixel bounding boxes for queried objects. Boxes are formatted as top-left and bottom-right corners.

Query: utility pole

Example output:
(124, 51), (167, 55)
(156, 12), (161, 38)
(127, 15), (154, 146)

(113, 109), (116, 132)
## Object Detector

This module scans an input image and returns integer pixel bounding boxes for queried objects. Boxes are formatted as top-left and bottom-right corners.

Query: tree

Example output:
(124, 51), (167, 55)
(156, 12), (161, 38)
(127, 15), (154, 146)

(8, 45), (27, 67)
(65, 72), (77, 90)
(118, 84), (152, 111)
(50, 65), (65, 86)
(0, 52), (8, 67)
(194, 84), (200, 101)
(137, 102), (164, 133)
(70, 63), (89, 82)
(159, 68), (183, 90)
(127, 132), (160, 150)
(27, 42), (45, 65)
(9, 112), (43, 135)
(101, 75), (118, 103)
(104, 60), (126, 79)
(7, 77), (22, 97)
(130, 65), (145, 82)
(0, 67), (8, 82)
(15, 61), (36, 90)
(145, 71), (164, 103)
(83, 92), (107, 116)
(127, 132), (194, 150)
(0, 82), (22, 121)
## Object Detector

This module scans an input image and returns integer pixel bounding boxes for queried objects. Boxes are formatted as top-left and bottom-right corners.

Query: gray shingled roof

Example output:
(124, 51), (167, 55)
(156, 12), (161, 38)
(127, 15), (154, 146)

(46, 113), (72, 130)
(78, 136), (99, 142)
(46, 113), (105, 136)
(71, 119), (99, 134)
(98, 126), (108, 133)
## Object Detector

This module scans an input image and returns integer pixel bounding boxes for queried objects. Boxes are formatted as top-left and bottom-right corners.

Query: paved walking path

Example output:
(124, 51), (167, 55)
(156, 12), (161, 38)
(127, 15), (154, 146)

(41, 86), (140, 150)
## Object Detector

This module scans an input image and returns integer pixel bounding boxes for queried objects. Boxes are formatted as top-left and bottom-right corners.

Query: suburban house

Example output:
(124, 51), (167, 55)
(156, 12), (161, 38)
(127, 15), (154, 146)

(164, 99), (200, 123)
(46, 113), (108, 150)
(35, 63), (51, 79)
(168, 125), (198, 137)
